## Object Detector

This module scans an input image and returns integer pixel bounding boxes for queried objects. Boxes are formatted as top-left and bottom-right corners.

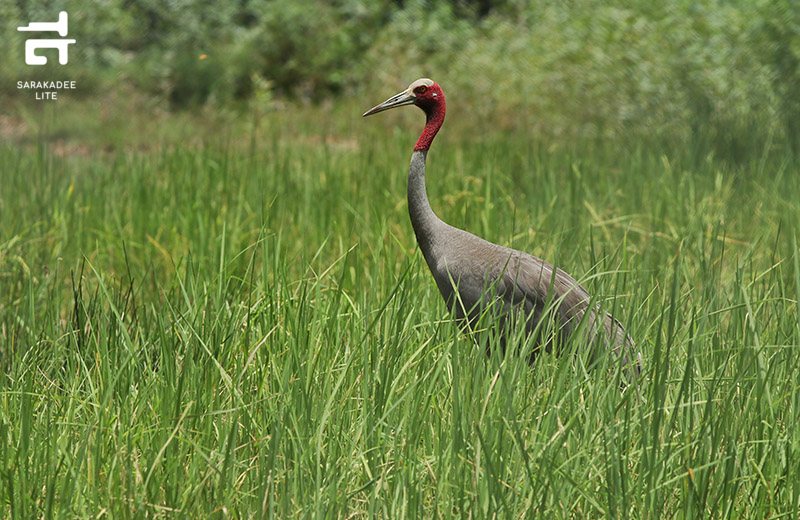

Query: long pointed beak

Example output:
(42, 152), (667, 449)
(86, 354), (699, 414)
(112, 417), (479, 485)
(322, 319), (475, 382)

(362, 89), (415, 117)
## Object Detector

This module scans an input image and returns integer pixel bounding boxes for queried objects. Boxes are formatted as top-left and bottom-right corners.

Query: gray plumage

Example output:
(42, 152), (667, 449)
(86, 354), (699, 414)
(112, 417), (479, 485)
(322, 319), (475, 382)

(410, 151), (639, 373)
(365, 78), (641, 377)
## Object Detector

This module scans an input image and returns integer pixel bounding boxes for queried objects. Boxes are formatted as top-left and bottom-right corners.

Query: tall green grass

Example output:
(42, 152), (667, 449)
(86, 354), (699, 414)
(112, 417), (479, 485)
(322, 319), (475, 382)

(1, 102), (799, 517)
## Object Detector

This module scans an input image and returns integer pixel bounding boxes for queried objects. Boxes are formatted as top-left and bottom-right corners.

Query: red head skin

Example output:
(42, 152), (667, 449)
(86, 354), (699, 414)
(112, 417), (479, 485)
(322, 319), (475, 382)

(413, 82), (446, 151)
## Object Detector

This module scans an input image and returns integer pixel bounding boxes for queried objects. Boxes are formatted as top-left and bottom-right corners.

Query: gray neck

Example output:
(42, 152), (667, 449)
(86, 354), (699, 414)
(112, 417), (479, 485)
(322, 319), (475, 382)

(408, 150), (443, 262)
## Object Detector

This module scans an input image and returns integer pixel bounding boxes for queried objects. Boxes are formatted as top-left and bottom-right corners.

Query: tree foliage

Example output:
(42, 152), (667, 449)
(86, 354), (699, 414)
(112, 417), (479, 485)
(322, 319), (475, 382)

(2, 0), (799, 155)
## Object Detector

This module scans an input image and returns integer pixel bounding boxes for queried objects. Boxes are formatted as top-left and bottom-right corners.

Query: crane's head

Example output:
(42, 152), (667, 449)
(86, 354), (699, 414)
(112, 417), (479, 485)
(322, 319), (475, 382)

(362, 78), (443, 117)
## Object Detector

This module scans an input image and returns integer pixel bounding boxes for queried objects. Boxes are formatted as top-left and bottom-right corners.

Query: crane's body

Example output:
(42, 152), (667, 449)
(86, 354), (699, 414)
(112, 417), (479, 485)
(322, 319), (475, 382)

(364, 78), (640, 375)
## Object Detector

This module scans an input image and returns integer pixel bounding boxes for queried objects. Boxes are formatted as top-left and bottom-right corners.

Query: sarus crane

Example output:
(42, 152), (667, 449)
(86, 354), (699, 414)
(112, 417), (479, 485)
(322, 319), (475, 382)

(364, 78), (641, 378)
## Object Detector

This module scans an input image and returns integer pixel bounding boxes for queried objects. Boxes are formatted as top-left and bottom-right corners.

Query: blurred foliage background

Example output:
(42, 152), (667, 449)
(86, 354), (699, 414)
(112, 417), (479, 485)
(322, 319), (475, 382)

(2, 0), (799, 158)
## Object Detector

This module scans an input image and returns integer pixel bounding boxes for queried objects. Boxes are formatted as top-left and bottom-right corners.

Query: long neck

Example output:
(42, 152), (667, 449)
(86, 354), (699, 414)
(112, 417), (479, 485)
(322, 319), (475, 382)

(408, 150), (442, 261)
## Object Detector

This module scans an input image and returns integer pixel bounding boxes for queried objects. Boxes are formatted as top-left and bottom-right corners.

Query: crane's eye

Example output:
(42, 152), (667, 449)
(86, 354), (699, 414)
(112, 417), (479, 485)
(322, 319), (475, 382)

(414, 85), (427, 95)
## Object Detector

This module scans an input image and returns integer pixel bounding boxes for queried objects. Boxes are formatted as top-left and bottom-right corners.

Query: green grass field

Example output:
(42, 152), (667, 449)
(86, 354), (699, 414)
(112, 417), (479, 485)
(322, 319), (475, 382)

(2, 101), (799, 518)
